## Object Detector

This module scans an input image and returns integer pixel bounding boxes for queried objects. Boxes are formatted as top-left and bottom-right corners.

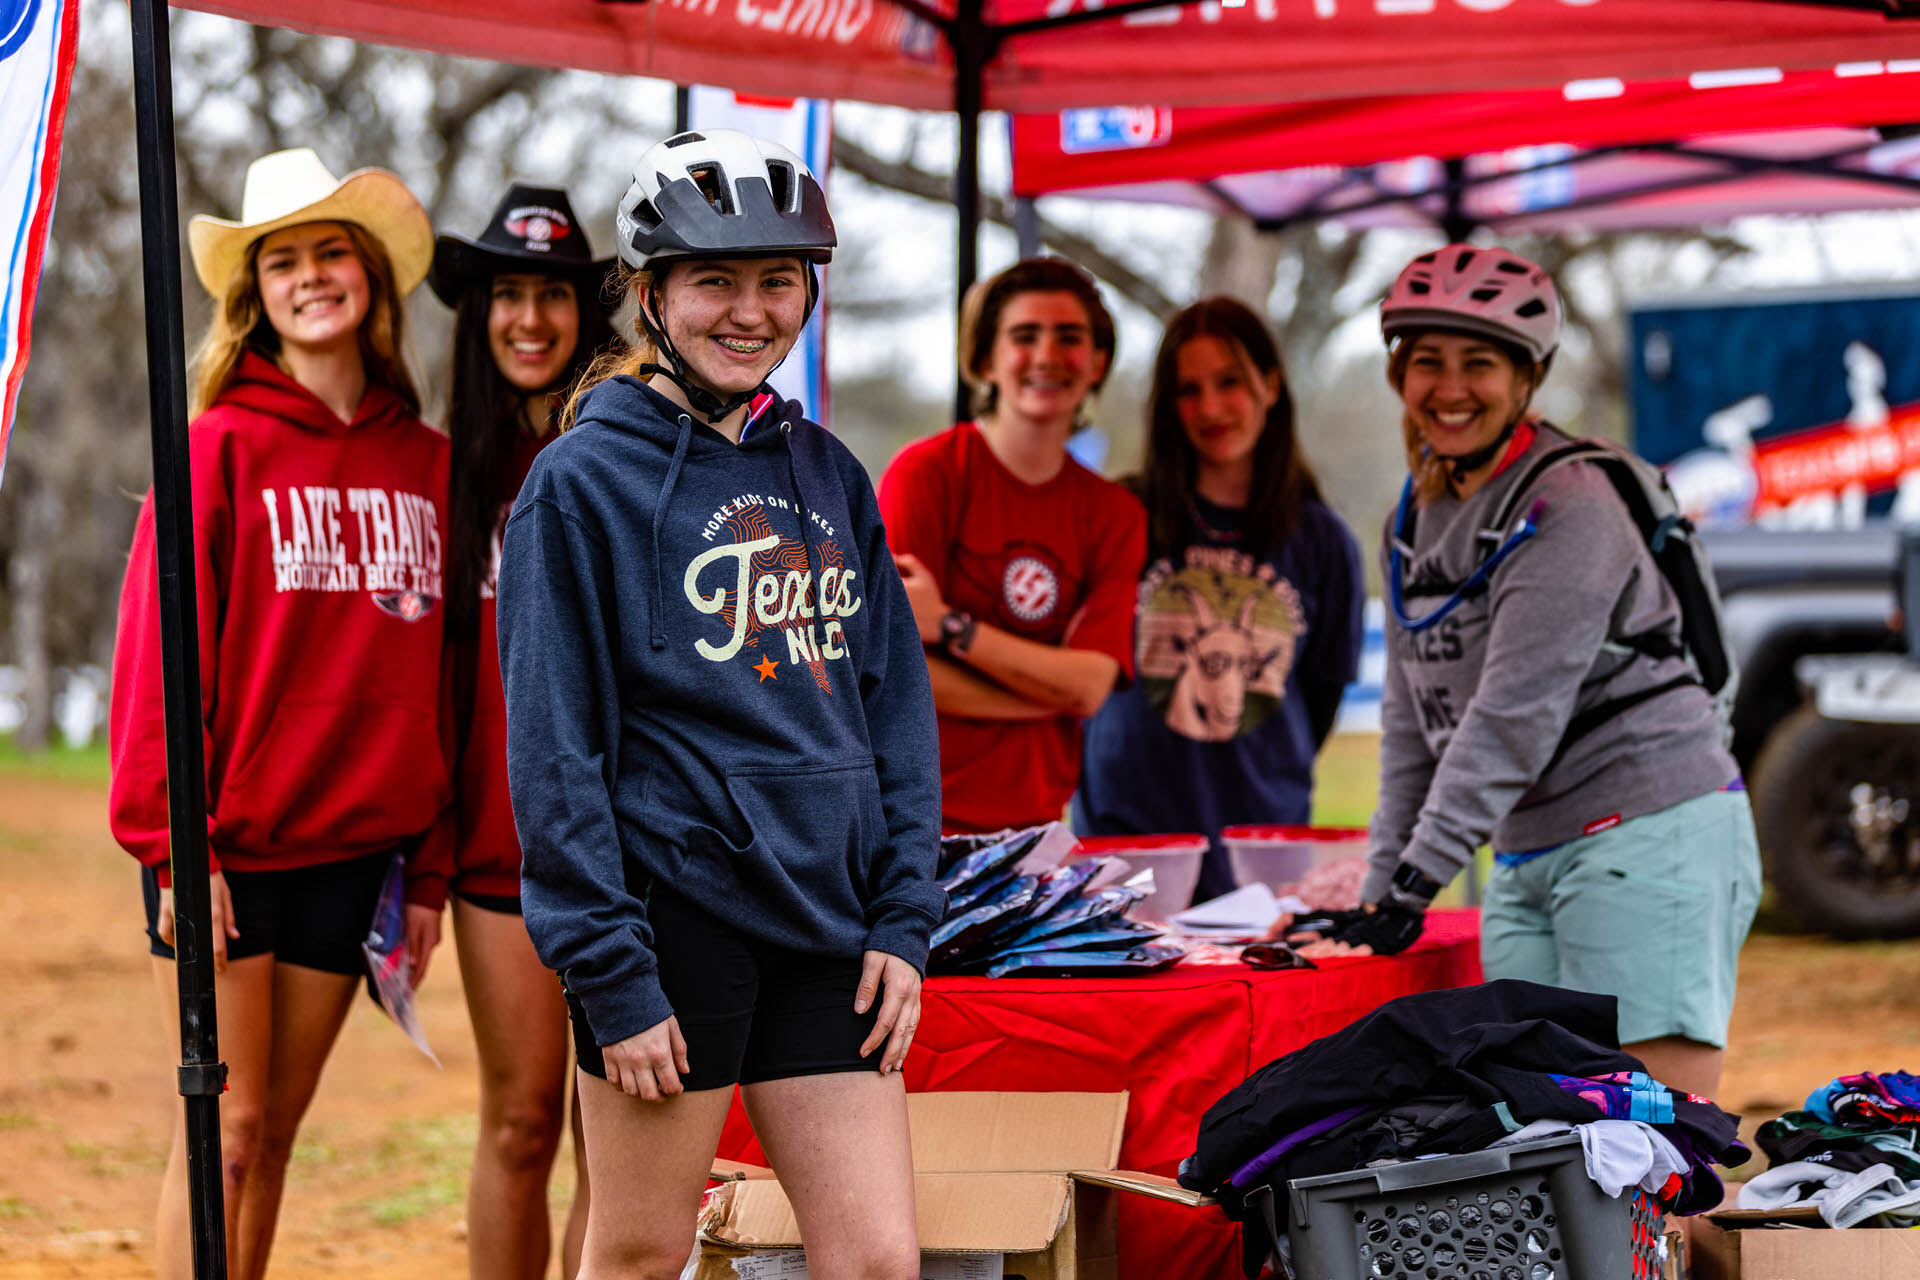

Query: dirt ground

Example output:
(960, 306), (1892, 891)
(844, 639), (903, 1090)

(2, 773), (1918, 1278)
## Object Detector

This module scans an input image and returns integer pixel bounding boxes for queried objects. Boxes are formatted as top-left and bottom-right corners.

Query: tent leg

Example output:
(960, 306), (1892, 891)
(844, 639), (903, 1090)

(675, 84), (690, 134)
(952, 0), (985, 420)
(1014, 196), (1041, 259)
(1441, 156), (1476, 243)
(129, 4), (229, 1279)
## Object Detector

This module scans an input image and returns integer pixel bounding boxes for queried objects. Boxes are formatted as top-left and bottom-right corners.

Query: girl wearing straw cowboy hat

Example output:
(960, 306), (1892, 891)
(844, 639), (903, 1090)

(426, 183), (617, 1280)
(496, 129), (940, 1280)
(109, 147), (452, 1280)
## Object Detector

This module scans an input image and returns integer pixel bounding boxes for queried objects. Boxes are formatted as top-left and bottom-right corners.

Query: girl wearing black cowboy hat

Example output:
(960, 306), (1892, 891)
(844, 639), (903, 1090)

(426, 183), (618, 1280)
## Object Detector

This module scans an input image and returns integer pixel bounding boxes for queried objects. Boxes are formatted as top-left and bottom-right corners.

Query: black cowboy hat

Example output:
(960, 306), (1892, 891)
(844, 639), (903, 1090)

(428, 182), (617, 311)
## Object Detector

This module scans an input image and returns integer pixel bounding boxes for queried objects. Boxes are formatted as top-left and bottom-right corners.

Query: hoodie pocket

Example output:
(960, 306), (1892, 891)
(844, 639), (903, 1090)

(701, 759), (886, 927)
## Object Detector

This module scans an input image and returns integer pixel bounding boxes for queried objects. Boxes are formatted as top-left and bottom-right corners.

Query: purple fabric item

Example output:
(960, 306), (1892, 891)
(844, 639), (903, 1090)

(1228, 1105), (1370, 1188)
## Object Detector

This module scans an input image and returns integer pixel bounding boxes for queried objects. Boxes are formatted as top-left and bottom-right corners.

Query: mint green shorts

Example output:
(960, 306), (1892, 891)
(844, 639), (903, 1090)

(1481, 788), (1762, 1048)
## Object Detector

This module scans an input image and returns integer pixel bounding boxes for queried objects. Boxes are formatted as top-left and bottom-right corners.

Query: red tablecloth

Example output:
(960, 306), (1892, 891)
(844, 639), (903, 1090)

(716, 907), (1483, 1279)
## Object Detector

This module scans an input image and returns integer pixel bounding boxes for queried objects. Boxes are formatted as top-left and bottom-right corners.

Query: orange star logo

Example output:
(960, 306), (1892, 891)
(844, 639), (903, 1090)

(753, 653), (779, 682)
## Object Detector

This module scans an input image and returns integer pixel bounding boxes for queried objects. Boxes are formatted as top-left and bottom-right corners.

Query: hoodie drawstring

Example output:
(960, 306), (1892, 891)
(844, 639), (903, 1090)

(651, 414), (694, 651)
(780, 423), (821, 623)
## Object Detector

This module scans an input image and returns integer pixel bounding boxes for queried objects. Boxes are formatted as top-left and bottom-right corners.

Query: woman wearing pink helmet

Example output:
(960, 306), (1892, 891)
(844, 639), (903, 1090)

(1289, 244), (1760, 1100)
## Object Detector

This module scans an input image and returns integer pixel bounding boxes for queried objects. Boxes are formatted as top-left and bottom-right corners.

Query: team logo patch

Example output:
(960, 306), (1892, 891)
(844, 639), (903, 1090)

(504, 205), (572, 253)
(373, 589), (439, 622)
(1001, 553), (1061, 625)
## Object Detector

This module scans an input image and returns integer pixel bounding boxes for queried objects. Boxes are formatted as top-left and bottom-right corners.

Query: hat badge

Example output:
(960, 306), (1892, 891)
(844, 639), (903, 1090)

(505, 205), (570, 254)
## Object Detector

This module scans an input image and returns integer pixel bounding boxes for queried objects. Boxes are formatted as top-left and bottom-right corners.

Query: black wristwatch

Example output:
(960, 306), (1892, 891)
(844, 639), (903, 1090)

(1386, 861), (1444, 910)
(938, 608), (978, 658)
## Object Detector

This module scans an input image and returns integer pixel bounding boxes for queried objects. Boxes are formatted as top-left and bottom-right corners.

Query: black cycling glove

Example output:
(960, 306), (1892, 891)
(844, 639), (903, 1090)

(1298, 903), (1426, 956)
(1285, 861), (1442, 956)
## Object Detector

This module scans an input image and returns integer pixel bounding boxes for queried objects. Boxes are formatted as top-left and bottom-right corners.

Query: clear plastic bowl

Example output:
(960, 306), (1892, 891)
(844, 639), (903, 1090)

(1074, 833), (1210, 921)
(1221, 824), (1370, 893)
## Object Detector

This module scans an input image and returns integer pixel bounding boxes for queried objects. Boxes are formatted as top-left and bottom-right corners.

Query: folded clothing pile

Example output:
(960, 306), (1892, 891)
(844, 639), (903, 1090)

(1176, 980), (1750, 1276)
(1739, 1070), (1920, 1227)
(928, 825), (1183, 978)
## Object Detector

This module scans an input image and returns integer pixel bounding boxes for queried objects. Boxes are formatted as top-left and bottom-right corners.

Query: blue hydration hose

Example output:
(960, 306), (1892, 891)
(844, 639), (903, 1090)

(1387, 474), (1543, 633)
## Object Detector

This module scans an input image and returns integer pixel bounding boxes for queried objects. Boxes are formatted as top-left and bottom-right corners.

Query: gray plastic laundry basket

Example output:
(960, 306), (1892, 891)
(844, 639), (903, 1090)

(1282, 1135), (1664, 1280)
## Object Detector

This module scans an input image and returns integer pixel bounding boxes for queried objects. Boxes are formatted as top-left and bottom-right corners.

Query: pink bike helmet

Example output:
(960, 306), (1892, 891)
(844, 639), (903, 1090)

(1380, 244), (1562, 366)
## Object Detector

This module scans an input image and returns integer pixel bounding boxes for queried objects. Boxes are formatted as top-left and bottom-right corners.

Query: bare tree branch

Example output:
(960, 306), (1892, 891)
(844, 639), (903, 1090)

(832, 129), (1178, 319)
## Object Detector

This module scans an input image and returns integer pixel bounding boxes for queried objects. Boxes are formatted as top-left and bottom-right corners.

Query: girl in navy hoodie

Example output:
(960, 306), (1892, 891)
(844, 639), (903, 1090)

(429, 183), (616, 1280)
(109, 148), (449, 1280)
(496, 131), (942, 1279)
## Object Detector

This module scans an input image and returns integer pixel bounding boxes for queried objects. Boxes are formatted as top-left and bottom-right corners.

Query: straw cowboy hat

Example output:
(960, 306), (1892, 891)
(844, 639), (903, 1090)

(428, 183), (617, 311)
(187, 147), (434, 298)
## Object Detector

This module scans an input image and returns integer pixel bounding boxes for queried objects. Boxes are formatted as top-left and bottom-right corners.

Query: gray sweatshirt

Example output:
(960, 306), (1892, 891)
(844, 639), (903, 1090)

(1364, 425), (1737, 902)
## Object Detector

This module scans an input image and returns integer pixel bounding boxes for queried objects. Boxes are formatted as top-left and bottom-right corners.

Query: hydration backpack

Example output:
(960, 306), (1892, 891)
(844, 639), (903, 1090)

(1486, 438), (1737, 745)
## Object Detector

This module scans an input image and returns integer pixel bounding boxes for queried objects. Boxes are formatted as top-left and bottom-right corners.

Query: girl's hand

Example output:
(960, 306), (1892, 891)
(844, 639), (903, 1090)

(602, 1016), (691, 1101)
(892, 554), (947, 645)
(157, 872), (241, 973)
(856, 951), (922, 1075)
(404, 903), (442, 988)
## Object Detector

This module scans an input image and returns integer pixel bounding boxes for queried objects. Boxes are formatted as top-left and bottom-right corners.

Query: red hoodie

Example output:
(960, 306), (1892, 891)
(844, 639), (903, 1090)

(109, 351), (455, 905)
(450, 428), (552, 899)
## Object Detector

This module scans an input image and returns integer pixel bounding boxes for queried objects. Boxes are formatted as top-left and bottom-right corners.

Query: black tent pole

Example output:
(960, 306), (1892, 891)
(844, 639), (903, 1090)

(128, 3), (229, 1278)
(952, 0), (985, 421)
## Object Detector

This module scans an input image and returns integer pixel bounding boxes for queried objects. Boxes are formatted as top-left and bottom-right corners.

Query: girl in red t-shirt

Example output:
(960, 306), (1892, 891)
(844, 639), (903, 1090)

(427, 183), (616, 1280)
(109, 148), (449, 1280)
(878, 258), (1146, 832)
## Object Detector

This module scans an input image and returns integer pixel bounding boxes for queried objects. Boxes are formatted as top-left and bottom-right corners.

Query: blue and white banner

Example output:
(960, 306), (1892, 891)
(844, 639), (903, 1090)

(687, 86), (832, 429)
(0, 0), (77, 489)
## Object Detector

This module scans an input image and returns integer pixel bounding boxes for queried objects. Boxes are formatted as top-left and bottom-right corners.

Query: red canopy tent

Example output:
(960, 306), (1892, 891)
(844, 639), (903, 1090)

(1010, 62), (1920, 233)
(120, 2), (1920, 1277)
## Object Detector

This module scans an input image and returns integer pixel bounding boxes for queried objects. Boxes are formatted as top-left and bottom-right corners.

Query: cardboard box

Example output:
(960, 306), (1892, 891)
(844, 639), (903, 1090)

(1693, 1210), (1920, 1280)
(693, 1092), (1212, 1280)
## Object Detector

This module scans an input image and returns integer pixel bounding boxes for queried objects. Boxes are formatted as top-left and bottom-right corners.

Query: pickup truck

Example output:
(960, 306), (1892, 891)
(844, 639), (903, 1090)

(1705, 525), (1920, 936)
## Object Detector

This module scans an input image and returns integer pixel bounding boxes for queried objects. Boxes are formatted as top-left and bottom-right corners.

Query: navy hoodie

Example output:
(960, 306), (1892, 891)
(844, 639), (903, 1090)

(497, 376), (945, 1047)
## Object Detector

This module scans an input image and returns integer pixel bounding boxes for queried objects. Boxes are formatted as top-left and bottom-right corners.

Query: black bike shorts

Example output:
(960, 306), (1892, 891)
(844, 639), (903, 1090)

(142, 849), (393, 976)
(566, 887), (882, 1091)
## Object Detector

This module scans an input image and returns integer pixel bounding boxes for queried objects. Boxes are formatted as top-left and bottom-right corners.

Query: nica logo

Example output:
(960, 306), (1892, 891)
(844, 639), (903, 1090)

(1060, 107), (1173, 156)
(1, 0), (40, 61)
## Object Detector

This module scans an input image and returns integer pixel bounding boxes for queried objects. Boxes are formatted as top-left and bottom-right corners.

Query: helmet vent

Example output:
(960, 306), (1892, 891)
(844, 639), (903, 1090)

(1407, 281), (1430, 295)
(666, 132), (707, 148)
(630, 197), (661, 231)
(1514, 298), (1548, 318)
(1414, 251), (1438, 266)
(688, 164), (733, 215)
(1469, 287), (1501, 303)
(1453, 248), (1477, 271)
(1496, 260), (1529, 275)
(766, 161), (796, 213)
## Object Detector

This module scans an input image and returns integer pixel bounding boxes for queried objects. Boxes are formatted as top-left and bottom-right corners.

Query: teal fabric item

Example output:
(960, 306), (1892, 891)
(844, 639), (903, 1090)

(1480, 788), (1761, 1047)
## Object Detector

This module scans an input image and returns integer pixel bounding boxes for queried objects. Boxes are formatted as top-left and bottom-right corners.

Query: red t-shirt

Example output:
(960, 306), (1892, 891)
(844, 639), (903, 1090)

(877, 423), (1146, 832)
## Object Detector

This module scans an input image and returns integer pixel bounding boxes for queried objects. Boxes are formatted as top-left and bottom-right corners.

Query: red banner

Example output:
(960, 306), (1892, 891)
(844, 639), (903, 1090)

(175, 0), (1920, 113)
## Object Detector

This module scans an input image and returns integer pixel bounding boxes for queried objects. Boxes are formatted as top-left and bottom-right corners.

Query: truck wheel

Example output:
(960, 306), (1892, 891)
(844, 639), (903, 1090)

(1750, 704), (1920, 938)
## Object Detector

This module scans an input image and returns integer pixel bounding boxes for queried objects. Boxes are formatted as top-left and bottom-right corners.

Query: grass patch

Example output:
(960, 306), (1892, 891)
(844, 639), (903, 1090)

(361, 1172), (464, 1227)
(0, 1197), (33, 1220)
(1312, 732), (1380, 828)
(0, 735), (111, 785)
(0, 1110), (37, 1131)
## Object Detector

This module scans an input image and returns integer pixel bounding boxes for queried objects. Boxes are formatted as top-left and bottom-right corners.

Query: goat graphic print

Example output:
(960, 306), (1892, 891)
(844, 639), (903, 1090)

(1136, 547), (1304, 742)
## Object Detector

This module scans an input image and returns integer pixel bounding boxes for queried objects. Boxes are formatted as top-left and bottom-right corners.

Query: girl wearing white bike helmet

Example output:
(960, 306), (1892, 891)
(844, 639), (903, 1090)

(1290, 244), (1760, 1101)
(496, 130), (939, 1279)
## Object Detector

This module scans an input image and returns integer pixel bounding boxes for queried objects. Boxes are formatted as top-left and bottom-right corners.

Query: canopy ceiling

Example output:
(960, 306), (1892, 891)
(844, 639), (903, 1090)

(174, 0), (1920, 113)
(1009, 62), (1920, 230)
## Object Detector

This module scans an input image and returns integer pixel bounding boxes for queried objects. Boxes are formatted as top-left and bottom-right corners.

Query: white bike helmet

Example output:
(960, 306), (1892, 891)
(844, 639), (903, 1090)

(1380, 244), (1561, 366)
(615, 129), (835, 271)
(614, 129), (836, 423)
